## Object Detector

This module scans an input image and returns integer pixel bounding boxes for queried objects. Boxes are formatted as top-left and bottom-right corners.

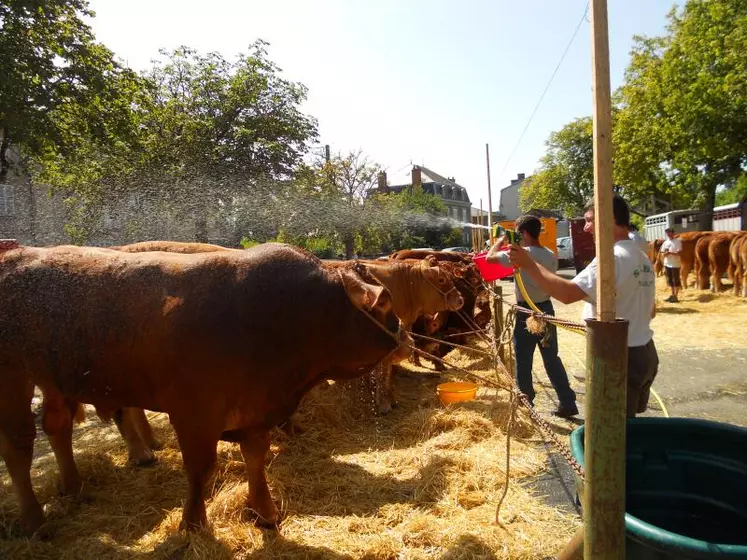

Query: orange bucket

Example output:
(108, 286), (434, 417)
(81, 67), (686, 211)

(437, 381), (478, 405)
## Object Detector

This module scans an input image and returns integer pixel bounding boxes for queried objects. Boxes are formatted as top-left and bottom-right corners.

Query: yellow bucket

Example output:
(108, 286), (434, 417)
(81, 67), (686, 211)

(436, 381), (478, 405)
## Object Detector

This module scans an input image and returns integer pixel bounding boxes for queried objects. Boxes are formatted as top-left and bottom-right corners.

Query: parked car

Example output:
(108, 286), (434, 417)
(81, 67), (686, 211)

(442, 246), (471, 253)
(557, 236), (573, 267)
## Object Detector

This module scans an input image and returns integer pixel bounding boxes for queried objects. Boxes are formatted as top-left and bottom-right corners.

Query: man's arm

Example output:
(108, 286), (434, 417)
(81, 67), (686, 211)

(486, 236), (508, 264)
(507, 245), (588, 304)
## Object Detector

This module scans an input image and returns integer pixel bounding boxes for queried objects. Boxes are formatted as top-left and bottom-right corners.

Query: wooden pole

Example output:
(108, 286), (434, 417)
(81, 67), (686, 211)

(486, 144), (494, 245)
(480, 199), (485, 250)
(584, 1), (628, 559)
(590, 0), (615, 323)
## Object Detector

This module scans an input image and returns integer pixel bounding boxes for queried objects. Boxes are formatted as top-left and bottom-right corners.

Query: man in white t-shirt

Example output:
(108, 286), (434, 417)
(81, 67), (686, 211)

(628, 224), (650, 256)
(507, 195), (658, 417)
(659, 227), (683, 303)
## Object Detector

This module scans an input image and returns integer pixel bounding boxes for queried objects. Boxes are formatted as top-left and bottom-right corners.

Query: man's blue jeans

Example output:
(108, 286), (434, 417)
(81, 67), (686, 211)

(513, 299), (576, 408)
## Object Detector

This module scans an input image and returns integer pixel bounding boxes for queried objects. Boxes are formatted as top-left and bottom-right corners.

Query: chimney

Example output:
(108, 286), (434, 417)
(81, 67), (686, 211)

(412, 166), (422, 187)
(377, 171), (389, 193)
(518, 173), (526, 181)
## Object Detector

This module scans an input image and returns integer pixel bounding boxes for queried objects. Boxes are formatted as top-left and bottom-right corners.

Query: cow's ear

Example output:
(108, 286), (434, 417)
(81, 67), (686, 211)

(340, 270), (387, 311)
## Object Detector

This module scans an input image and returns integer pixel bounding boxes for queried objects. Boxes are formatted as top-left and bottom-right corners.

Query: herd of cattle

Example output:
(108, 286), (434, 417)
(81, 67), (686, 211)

(649, 230), (747, 295)
(0, 240), (489, 536)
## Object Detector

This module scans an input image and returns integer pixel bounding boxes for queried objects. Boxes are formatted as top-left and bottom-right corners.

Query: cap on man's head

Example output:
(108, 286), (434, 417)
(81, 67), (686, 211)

(665, 227), (674, 233)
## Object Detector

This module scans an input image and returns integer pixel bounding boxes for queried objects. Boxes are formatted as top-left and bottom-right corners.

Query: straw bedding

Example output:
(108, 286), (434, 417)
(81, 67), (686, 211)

(0, 346), (581, 559)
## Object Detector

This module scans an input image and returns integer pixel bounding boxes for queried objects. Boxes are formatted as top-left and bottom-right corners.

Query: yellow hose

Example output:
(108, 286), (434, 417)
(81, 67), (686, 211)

(513, 268), (669, 418)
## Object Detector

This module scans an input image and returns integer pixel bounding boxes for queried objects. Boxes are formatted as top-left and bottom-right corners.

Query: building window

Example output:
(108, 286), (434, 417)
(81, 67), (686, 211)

(0, 185), (15, 216)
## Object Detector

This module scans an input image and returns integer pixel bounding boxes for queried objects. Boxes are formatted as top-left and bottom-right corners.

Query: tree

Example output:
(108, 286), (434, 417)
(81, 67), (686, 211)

(0, 0), (144, 183)
(519, 117), (594, 217)
(314, 150), (380, 258)
(615, 0), (747, 227)
(34, 41), (319, 243)
(129, 43), (318, 242)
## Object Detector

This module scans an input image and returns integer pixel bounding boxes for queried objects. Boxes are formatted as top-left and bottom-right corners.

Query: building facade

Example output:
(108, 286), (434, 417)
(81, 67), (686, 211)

(376, 165), (472, 243)
(498, 173), (528, 221)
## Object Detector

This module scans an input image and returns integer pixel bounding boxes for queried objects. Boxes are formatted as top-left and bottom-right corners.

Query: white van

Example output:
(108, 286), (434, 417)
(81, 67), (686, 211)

(556, 236), (573, 267)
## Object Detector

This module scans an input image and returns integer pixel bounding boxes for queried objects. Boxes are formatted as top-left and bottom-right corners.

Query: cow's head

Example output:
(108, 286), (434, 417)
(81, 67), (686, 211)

(339, 268), (411, 363)
(417, 258), (464, 312)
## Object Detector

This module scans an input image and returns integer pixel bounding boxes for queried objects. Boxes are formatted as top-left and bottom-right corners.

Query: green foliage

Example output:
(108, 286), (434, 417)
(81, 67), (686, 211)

(0, 0), (146, 185)
(519, 117), (594, 216)
(614, 0), (747, 223)
(239, 236), (260, 249)
(716, 175), (747, 205)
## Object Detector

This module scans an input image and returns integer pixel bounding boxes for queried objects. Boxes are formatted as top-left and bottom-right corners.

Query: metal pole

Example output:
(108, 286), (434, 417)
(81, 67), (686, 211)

(584, 0), (627, 558)
(324, 144), (330, 163)
(486, 144), (494, 244)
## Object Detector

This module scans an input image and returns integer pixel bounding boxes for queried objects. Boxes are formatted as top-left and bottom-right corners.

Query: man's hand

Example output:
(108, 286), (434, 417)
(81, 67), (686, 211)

(508, 245), (536, 271)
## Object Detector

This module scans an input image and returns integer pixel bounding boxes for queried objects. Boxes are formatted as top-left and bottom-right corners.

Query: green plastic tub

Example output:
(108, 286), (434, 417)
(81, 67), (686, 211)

(570, 418), (747, 559)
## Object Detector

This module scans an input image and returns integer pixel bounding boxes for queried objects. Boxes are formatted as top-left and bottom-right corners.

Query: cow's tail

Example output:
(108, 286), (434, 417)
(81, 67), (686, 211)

(74, 402), (86, 424)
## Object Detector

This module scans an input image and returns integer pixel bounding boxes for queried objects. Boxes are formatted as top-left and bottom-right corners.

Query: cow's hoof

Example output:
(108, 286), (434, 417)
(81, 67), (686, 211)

(129, 449), (157, 467)
(19, 507), (46, 537)
(55, 476), (83, 498)
(147, 439), (164, 451)
(376, 402), (392, 415)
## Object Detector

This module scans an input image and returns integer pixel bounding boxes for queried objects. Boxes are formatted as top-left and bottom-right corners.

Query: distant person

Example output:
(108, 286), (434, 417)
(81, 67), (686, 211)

(628, 223), (650, 255)
(508, 196), (658, 418)
(487, 215), (578, 418)
(660, 227), (682, 303)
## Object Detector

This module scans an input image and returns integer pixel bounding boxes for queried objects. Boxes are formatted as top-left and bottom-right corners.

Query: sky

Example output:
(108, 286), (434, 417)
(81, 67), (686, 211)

(86, 0), (678, 210)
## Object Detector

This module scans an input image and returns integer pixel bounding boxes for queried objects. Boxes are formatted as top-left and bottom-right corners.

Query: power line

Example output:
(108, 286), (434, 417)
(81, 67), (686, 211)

(493, 1), (590, 186)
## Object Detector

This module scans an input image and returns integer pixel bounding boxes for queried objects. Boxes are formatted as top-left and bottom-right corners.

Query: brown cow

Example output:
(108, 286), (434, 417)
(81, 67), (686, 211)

(741, 237), (747, 297)
(650, 239), (665, 276)
(111, 240), (238, 253)
(328, 258), (464, 413)
(707, 232), (739, 292)
(389, 249), (472, 264)
(694, 234), (716, 290)
(729, 234), (747, 296)
(674, 231), (713, 289)
(0, 242), (410, 534)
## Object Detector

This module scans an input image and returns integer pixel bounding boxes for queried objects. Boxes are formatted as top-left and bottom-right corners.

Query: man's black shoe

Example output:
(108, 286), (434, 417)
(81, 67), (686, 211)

(553, 404), (579, 418)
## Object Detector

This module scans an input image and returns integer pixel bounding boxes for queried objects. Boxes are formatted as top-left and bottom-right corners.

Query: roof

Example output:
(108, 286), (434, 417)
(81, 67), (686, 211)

(388, 165), (471, 204)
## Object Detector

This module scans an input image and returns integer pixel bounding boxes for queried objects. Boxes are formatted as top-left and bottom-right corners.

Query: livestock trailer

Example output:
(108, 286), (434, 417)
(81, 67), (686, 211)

(712, 202), (746, 231)
(643, 209), (706, 241)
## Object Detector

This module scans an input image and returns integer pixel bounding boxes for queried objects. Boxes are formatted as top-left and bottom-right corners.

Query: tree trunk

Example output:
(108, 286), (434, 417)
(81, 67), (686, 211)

(195, 216), (209, 243)
(344, 234), (354, 260)
(702, 183), (717, 231)
(0, 126), (10, 183)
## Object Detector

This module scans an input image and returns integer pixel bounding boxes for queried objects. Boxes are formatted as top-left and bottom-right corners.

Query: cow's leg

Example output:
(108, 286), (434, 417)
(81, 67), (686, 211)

(171, 415), (219, 530)
(409, 350), (423, 367)
(113, 408), (156, 466)
(0, 375), (44, 534)
(130, 408), (163, 450)
(239, 430), (277, 527)
(40, 388), (82, 497)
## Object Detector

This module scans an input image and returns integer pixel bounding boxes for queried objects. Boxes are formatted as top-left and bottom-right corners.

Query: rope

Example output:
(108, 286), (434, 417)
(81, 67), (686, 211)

(494, 392), (518, 526)
(408, 332), (493, 357)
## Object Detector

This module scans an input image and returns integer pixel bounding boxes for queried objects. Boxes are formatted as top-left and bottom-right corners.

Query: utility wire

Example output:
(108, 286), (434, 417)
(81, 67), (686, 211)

(494, 1), (590, 185)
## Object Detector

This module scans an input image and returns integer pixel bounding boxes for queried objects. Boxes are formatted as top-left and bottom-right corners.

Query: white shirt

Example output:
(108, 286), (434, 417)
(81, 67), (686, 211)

(660, 238), (682, 268)
(628, 231), (650, 256)
(572, 240), (655, 347)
